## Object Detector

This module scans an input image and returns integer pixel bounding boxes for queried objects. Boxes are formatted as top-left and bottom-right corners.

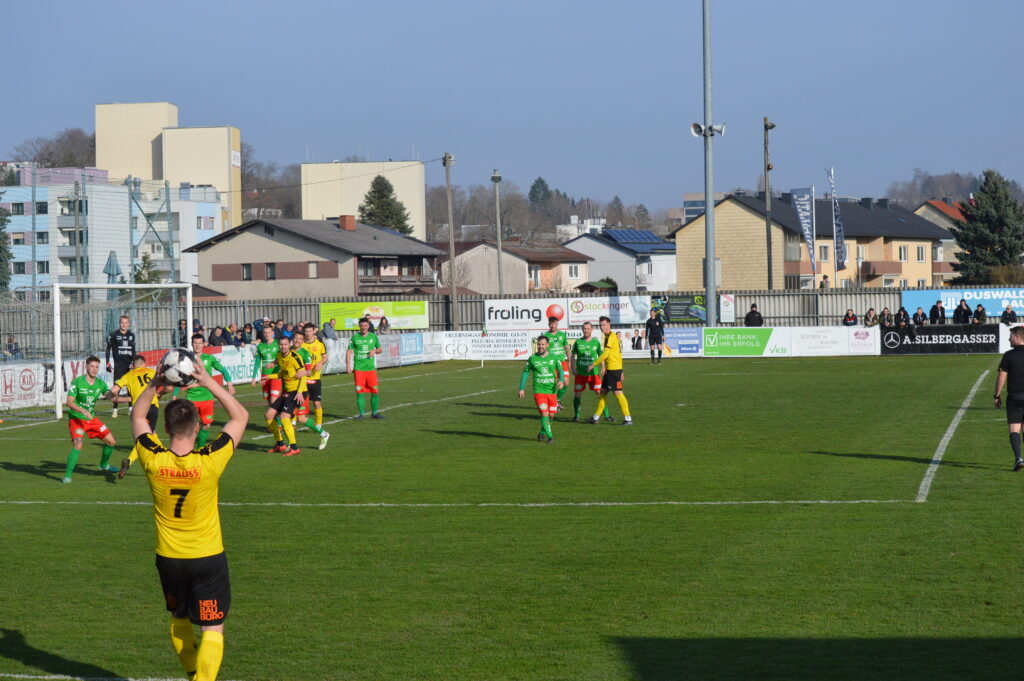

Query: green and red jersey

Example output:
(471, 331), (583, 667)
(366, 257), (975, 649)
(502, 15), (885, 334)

(67, 375), (109, 419)
(572, 336), (603, 376)
(349, 332), (381, 371)
(542, 330), (569, 362)
(519, 352), (561, 395)
(253, 341), (280, 378)
(182, 353), (231, 402)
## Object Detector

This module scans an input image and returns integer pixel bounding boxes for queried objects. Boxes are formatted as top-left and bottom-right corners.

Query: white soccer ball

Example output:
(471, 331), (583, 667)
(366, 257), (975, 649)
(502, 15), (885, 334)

(161, 348), (197, 387)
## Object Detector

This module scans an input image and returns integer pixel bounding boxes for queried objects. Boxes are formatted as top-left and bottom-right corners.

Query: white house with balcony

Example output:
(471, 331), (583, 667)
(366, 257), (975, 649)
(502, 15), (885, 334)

(564, 229), (676, 291)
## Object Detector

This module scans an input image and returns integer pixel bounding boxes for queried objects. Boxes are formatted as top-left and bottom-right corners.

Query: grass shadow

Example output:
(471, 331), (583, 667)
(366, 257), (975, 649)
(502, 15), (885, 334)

(455, 402), (520, 409)
(0, 628), (121, 679)
(0, 460), (118, 482)
(807, 450), (998, 470)
(423, 429), (535, 442)
(469, 411), (540, 422)
(613, 636), (1024, 681)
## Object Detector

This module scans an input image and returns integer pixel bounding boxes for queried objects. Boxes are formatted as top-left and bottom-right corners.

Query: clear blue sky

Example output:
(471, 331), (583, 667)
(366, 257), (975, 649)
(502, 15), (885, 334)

(4, 0), (1021, 211)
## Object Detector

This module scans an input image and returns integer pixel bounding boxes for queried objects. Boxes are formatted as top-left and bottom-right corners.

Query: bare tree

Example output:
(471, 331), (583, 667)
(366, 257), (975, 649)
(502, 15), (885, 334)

(11, 128), (95, 168)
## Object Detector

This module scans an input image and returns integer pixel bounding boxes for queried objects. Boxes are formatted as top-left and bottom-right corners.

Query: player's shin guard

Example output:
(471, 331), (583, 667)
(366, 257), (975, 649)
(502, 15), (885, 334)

(280, 416), (297, 445)
(594, 396), (607, 420)
(314, 407), (323, 426)
(370, 393), (379, 414)
(170, 617), (197, 676)
(100, 445), (114, 469)
(615, 392), (631, 419)
(573, 395), (582, 418)
(64, 449), (80, 479)
(355, 392), (366, 415)
(1011, 432), (1022, 462)
(197, 429), (209, 448)
(194, 630), (224, 681)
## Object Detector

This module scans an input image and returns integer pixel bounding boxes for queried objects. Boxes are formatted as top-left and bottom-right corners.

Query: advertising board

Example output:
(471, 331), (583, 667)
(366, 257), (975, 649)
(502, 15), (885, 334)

(484, 298), (568, 331)
(319, 301), (429, 330)
(655, 294), (707, 323)
(664, 328), (702, 356)
(567, 296), (651, 325)
(879, 324), (999, 355)
(903, 288), (1024, 320)
(702, 328), (792, 357)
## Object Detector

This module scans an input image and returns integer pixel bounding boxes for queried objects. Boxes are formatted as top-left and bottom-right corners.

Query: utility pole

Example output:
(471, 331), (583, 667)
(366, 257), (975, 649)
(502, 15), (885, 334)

(492, 169), (505, 296)
(764, 117), (776, 290)
(443, 153), (460, 330)
(701, 0), (717, 327)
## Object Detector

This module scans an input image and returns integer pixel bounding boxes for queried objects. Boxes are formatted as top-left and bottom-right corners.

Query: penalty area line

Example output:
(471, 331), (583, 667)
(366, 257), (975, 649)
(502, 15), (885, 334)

(915, 369), (989, 503)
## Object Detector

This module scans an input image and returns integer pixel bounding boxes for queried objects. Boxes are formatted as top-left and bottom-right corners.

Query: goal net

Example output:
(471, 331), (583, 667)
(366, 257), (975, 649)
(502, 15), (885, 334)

(0, 283), (192, 420)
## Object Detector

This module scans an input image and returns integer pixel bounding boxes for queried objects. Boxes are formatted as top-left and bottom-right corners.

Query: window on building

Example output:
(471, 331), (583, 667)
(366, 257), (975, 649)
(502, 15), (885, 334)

(38, 290), (50, 302)
(11, 203), (24, 215)
(59, 199), (87, 216)
(568, 264), (580, 279)
(883, 277), (896, 288)
(35, 202), (47, 215)
(11, 233), (25, 246)
(130, 217), (138, 231)
(265, 263), (276, 280)
(37, 261), (49, 274)
(916, 246), (926, 262)
(400, 260), (422, 276)
(358, 260), (378, 277)
(818, 244), (830, 262)
(197, 217), (203, 231)
(308, 262), (319, 279)
(529, 264), (541, 287)
(917, 278), (927, 288)
(841, 278), (853, 289)
(241, 264), (252, 281)
(784, 233), (802, 261)
(899, 279), (908, 288)
(14, 291), (26, 301)
(12, 262), (25, 274)
(898, 245), (908, 262)
(934, 244), (943, 261)
(36, 232), (48, 244)
(857, 245), (866, 260)
(647, 261), (653, 274)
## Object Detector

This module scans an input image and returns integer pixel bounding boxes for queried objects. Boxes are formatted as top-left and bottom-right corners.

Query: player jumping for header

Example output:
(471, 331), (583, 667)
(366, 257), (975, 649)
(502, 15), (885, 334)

(518, 335), (564, 443)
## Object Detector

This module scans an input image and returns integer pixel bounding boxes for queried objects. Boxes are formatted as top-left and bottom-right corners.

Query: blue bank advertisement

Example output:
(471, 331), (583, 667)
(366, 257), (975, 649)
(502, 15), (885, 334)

(903, 288), (1024, 318)
(400, 333), (424, 365)
(664, 328), (702, 355)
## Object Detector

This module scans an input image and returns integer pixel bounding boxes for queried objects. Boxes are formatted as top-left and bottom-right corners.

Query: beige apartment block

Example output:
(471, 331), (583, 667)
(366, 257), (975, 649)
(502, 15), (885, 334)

(301, 161), (426, 241)
(95, 102), (178, 181)
(162, 126), (242, 229)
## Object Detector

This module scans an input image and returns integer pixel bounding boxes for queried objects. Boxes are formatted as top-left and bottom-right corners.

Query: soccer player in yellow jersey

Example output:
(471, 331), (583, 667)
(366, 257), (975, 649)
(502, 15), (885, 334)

(108, 354), (164, 479)
(129, 351), (248, 681)
(264, 336), (308, 456)
(300, 322), (327, 428)
(586, 315), (634, 425)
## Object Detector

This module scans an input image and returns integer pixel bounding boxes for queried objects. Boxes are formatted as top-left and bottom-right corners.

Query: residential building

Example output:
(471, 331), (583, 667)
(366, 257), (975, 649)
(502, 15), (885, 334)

(301, 161), (427, 241)
(681, 192), (726, 223)
(671, 194), (953, 290)
(184, 216), (441, 299)
(507, 240), (590, 292)
(554, 215), (607, 242)
(430, 241), (530, 295)
(95, 102), (242, 230)
(564, 229), (676, 291)
(1, 168), (221, 300)
(914, 199), (963, 285)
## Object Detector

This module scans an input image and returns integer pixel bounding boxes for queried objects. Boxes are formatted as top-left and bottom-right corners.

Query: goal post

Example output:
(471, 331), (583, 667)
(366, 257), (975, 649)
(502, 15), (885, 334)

(53, 282), (192, 419)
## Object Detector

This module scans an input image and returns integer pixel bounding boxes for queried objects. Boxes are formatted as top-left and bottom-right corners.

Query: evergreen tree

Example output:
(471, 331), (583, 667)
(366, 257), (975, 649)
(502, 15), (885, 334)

(606, 196), (625, 227)
(358, 175), (412, 235)
(528, 177), (553, 209)
(950, 169), (1024, 284)
(0, 190), (11, 291)
(635, 204), (651, 229)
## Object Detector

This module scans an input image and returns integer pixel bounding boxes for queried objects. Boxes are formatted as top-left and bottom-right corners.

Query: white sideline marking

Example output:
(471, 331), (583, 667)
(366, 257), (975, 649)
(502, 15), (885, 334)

(915, 369), (989, 503)
(0, 498), (912, 509)
(382, 365), (483, 381)
(0, 675), (245, 681)
(252, 388), (501, 440)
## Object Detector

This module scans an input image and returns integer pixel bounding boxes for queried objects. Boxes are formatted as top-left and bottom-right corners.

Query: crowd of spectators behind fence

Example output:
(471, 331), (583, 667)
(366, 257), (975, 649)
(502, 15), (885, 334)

(852, 298), (1016, 327)
(174, 316), (349, 349)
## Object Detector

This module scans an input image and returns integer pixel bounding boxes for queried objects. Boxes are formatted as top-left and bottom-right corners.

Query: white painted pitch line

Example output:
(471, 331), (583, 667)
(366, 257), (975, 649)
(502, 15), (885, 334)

(0, 498), (913, 509)
(0, 674), (245, 681)
(252, 388), (501, 440)
(916, 369), (989, 503)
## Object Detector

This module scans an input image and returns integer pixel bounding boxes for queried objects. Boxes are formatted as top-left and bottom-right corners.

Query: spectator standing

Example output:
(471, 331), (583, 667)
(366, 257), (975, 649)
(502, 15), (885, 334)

(952, 299), (971, 324)
(322, 318), (338, 341)
(1002, 305), (1018, 326)
(863, 308), (879, 327)
(929, 300), (947, 325)
(819, 275), (830, 289)
(744, 304), (764, 327)
(208, 326), (228, 347)
(841, 309), (858, 326)
(274, 319), (285, 339)
(879, 307), (895, 328)
(377, 317), (392, 335)
(894, 307), (911, 328)
(172, 319), (189, 348)
(240, 324), (254, 345)
(973, 304), (988, 325)
(282, 323), (296, 340)
(912, 307), (928, 326)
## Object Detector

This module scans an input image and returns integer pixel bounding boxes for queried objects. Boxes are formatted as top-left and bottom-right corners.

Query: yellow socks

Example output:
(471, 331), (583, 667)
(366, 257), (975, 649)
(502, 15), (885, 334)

(170, 618), (197, 677)
(280, 416), (297, 445)
(314, 407), (323, 426)
(594, 396), (607, 420)
(615, 392), (631, 419)
(195, 630), (224, 681)
(265, 419), (282, 441)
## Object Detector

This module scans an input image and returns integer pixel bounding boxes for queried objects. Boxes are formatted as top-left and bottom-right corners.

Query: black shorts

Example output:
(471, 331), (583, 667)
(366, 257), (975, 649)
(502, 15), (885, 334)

(155, 551), (231, 626)
(600, 369), (624, 392)
(648, 336), (664, 346)
(306, 380), (322, 402)
(1007, 394), (1024, 424)
(113, 360), (132, 381)
(146, 405), (159, 431)
(270, 390), (299, 416)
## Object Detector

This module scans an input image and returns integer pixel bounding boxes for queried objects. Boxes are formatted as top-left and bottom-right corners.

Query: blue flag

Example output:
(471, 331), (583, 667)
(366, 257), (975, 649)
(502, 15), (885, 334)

(828, 167), (847, 270)
(792, 187), (816, 273)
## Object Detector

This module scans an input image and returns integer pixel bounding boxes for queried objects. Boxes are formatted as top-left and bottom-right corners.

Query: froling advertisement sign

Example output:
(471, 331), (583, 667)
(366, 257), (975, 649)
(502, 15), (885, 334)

(484, 298), (568, 331)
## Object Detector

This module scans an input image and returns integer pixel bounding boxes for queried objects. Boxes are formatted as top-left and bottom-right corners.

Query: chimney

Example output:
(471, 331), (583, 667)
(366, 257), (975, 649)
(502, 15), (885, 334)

(942, 197), (953, 206)
(860, 197), (873, 210)
(340, 215), (356, 231)
(877, 198), (891, 210)
(781, 192), (793, 204)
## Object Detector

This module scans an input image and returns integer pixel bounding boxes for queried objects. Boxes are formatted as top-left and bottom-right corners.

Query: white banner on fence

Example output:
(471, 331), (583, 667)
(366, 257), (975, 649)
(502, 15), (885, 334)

(567, 296), (651, 326)
(0, 361), (58, 410)
(484, 298), (569, 331)
(790, 327), (878, 357)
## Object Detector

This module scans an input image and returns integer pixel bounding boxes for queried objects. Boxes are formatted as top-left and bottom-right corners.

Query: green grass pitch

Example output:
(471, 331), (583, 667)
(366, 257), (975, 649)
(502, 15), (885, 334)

(3, 355), (1024, 681)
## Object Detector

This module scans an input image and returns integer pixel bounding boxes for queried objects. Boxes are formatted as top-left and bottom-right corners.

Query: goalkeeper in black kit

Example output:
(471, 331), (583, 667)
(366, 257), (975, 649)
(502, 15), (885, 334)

(106, 314), (138, 418)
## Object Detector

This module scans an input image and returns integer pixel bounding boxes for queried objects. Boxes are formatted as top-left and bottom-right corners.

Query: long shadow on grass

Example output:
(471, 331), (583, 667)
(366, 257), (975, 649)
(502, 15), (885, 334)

(807, 450), (997, 470)
(424, 429), (534, 441)
(455, 402), (521, 409)
(0, 460), (117, 482)
(0, 628), (121, 679)
(614, 636), (1024, 681)
(469, 411), (540, 422)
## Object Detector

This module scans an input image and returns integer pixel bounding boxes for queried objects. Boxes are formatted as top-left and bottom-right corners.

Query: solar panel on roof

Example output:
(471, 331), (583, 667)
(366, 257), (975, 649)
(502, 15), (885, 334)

(606, 229), (663, 243)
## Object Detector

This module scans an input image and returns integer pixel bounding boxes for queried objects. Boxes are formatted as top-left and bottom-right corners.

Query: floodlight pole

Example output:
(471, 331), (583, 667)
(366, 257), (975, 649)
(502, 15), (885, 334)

(764, 117), (775, 290)
(492, 169), (505, 296)
(701, 0), (718, 327)
(443, 153), (460, 330)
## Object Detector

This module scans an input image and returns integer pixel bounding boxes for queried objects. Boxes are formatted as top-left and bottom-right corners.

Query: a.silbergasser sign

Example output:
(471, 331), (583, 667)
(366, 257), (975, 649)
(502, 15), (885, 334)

(879, 324), (999, 355)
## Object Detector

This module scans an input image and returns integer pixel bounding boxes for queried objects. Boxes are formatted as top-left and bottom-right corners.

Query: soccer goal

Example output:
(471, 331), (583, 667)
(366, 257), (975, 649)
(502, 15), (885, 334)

(0, 282), (192, 421)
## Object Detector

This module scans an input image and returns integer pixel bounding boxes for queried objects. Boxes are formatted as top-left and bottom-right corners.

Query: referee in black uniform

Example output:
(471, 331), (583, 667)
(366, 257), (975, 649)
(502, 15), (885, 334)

(105, 315), (137, 418)
(644, 309), (665, 364)
(994, 325), (1024, 471)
